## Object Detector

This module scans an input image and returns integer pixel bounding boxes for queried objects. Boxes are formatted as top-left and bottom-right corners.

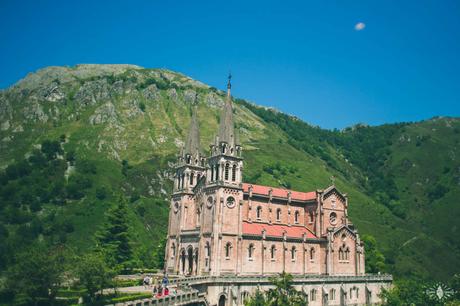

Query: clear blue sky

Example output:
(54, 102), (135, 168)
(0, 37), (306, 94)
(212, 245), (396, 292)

(1, 1), (459, 129)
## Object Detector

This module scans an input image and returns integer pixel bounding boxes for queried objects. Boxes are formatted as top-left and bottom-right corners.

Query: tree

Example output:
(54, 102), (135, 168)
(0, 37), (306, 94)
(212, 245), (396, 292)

(244, 272), (308, 306)
(4, 245), (68, 305)
(41, 140), (63, 160)
(155, 235), (167, 270)
(380, 279), (432, 306)
(74, 253), (115, 303)
(245, 289), (267, 306)
(362, 234), (385, 273)
(121, 160), (130, 176)
(97, 197), (133, 268)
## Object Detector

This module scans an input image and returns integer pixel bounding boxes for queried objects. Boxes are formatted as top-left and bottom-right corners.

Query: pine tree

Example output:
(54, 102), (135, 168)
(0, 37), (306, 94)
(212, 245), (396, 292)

(97, 196), (133, 268)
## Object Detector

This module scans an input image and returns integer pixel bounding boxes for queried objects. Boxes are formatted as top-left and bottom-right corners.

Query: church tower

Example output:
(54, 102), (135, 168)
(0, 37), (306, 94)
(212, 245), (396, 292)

(204, 74), (245, 276)
(166, 103), (206, 275)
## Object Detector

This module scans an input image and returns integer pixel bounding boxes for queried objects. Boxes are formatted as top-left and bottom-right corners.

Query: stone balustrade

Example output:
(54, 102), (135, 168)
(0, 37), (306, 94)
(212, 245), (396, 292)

(109, 289), (205, 306)
(171, 273), (392, 286)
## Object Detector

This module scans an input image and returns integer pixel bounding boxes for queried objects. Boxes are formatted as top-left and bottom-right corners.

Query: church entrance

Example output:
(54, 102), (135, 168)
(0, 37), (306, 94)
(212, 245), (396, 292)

(187, 247), (193, 275)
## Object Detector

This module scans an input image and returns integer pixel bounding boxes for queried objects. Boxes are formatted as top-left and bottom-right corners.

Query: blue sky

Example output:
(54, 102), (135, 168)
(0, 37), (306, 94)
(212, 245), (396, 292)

(0, 1), (459, 129)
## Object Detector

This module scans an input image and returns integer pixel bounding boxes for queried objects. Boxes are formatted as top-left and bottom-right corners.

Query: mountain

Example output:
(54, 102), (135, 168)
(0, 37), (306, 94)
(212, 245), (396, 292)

(0, 64), (459, 281)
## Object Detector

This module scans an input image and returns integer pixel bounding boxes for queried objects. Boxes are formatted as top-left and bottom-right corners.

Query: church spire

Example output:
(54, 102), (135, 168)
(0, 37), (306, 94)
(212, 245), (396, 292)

(184, 103), (201, 156)
(218, 73), (235, 146)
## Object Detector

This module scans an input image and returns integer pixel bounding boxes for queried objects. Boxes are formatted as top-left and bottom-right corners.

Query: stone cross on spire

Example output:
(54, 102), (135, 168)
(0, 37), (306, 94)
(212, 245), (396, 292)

(184, 103), (201, 156)
(218, 74), (235, 146)
(227, 72), (232, 97)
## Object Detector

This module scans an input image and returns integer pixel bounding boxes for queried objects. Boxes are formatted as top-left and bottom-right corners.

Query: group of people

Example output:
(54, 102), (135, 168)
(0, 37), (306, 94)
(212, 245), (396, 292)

(143, 274), (172, 298)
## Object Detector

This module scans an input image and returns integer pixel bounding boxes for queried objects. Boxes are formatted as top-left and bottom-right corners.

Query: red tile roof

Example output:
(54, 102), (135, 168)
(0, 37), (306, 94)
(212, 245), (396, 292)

(242, 183), (317, 202)
(242, 221), (316, 239)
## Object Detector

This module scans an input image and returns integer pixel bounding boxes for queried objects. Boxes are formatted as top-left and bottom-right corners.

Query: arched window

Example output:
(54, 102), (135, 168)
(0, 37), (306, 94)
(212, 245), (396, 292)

(181, 249), (186, 273)
(186, 155), (191, 164)
(181, 174), (185, 189)
(270, 245), (276, 260)
(276, 208), (281, 221)
(294, 211), (299, 223)
(215, 165), (220, 181)
(310, 289), (317, 301)
(309, 211), (314, 223)
(310, 248), (315, 261)
(330, 289), (336, 301)
(196, 208), (201, 224)
(211, 167), (214, 181)
(248, 244), (254, 259)
(197, 174), (201, 183)
(256, 206), (262, 220)
(171, 243), (176, 257)
(232, 164), (237, 181)
(339, 244), (350, 261)
(291, 246), (296, 260)
(205, 242), (211, 257)
(190, 172), (194, 185)
(194, 248), (199, 274)
(225, 242), (232, 258)
(204, 242), (211, 268)
(225, 163), (230, 180)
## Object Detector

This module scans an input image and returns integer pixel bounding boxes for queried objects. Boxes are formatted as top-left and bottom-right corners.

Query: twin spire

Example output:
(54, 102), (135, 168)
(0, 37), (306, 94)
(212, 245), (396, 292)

(183, 104), (201, 156)
(217, 73), (236, 147)
(183, 74), (238, 159)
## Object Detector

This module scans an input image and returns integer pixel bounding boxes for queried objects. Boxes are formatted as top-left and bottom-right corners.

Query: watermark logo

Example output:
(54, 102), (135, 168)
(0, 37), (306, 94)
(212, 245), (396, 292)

(425, 282), (455, 302)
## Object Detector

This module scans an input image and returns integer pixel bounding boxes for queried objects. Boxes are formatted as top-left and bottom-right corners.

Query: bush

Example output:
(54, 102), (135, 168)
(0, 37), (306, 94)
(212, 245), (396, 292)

(139, 102), (146, 112)
(96, 187), (108, 200)
(110, 293), (151, 303)
(66, 173), (92, 200)
(76, 160), (97, 175)
(57, 288), (86, 298)
(427, 184), (449, 202)
(41, 140), (63, 160)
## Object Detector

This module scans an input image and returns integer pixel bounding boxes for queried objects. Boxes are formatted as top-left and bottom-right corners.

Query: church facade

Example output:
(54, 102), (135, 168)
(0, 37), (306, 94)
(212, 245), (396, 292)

(164, 77), (391, 305)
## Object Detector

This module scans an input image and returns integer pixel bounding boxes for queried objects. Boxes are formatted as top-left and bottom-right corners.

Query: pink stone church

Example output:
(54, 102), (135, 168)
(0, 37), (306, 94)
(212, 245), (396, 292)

(164, 77), (391, 305)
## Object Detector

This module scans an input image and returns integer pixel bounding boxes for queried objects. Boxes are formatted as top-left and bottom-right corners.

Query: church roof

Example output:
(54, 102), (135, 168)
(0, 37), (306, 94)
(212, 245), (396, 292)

(242, 221), (316, 239)
(242, 183), (317, 202)
(184, 105), (201, 156)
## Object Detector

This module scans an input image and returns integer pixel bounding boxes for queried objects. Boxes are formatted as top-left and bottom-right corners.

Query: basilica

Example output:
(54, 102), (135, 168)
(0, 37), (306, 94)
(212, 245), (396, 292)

(164, 77), (391, 305)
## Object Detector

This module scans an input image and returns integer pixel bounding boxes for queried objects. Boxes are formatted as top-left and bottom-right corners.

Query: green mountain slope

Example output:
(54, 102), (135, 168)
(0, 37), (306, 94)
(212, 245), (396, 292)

(0, 64), (458, 280)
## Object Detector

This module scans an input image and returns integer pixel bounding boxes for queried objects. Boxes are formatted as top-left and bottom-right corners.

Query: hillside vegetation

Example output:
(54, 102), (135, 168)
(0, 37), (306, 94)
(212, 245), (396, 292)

(0, 64), (459, 281)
